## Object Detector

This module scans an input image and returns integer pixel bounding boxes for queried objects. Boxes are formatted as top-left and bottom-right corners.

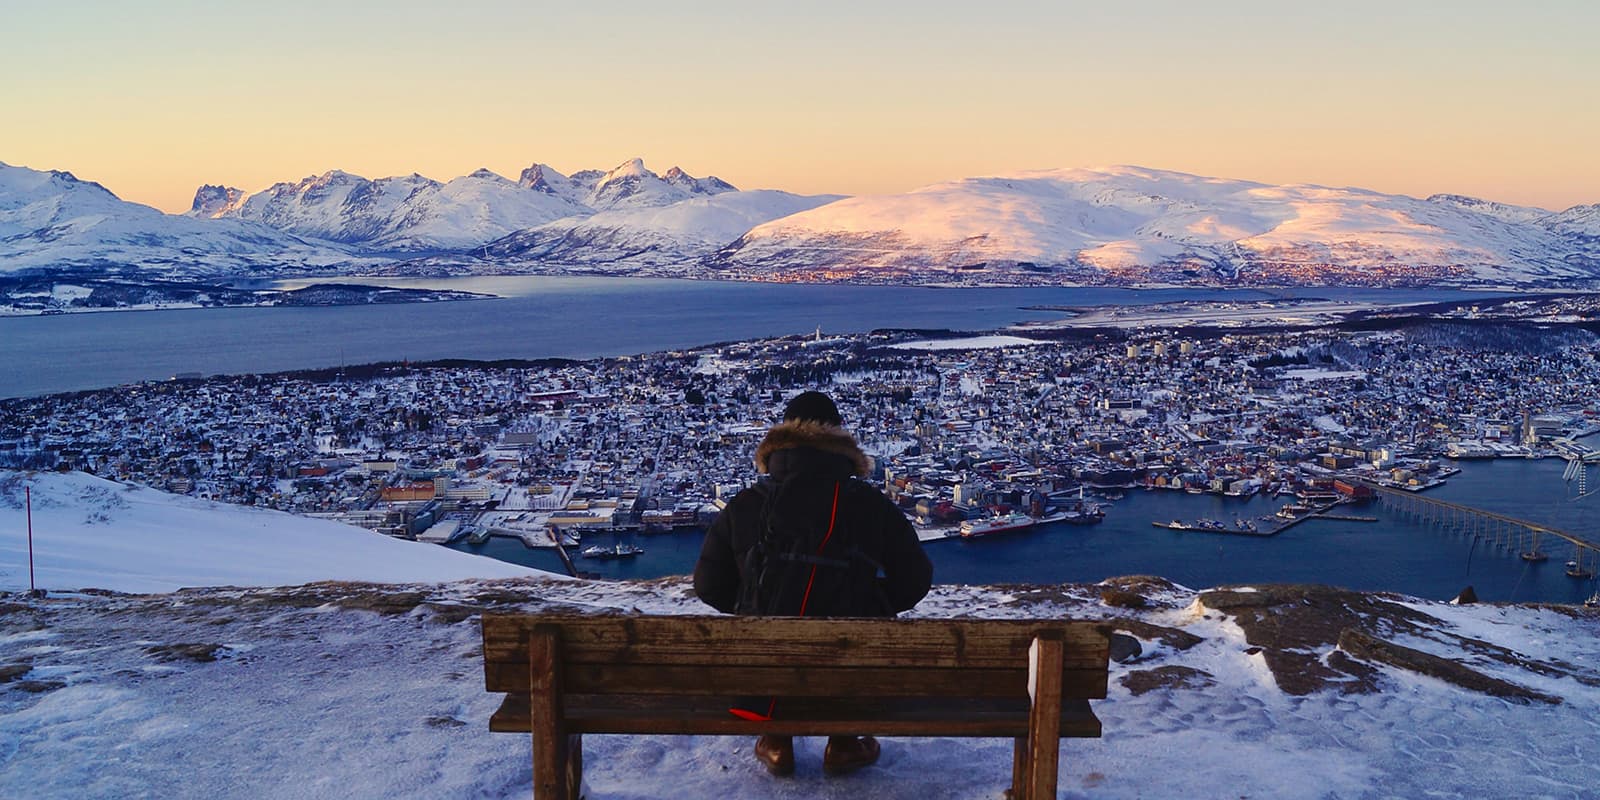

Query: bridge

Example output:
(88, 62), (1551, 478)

(1361, 482), (1598, 578)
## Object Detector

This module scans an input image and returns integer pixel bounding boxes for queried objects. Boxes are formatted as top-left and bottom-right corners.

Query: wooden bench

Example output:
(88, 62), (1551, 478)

(482, 613), (1110, 800)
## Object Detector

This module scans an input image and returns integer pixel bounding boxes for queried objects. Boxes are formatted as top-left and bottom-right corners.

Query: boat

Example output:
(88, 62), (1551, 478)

(1520, 550), (1548, 563)
(959, 513), (1036, 537)
(1276, 502), (1313, 520)
(1153, 520), (1196, 531)
(1586, 592), (1599, 608)
(583, 544), (644, 560)
(1058, 505), (1105, 525)
(1565, 561), (1594, 579)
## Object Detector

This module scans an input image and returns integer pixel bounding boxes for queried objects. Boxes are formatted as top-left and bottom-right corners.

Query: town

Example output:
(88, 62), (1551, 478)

(4, 313), (1599, 562)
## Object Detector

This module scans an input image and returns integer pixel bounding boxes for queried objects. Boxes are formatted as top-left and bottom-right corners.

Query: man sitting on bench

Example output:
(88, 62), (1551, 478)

(693, 390), (935, 776)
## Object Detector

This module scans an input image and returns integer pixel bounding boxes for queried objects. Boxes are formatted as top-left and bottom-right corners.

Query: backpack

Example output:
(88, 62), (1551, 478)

(734, 477), (891, 617)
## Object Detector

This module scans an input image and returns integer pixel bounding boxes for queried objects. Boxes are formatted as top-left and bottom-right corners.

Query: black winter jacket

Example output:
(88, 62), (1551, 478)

(693, 420), (932, 616)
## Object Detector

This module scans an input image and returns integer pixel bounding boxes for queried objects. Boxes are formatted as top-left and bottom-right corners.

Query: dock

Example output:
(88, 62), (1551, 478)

(1155, 500), (1367, 538)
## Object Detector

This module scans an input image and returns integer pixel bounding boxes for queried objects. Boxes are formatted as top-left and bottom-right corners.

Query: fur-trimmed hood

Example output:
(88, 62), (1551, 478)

(754, 420), (872, 478)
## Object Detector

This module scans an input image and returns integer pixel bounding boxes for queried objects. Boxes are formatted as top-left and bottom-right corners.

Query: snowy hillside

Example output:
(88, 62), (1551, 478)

(717, 166), (1600, 287)
(0, 471), (541, 593)
(488, 188), (843, 266)
(0, 162), (360, 277)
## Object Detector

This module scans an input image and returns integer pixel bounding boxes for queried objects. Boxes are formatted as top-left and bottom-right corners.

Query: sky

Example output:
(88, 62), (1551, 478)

(3, 1), (1597, 213)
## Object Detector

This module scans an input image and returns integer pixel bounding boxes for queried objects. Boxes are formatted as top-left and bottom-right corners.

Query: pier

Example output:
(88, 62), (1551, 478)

(1153, 499), (1367, 538)
(1362, 482), (1599, 577)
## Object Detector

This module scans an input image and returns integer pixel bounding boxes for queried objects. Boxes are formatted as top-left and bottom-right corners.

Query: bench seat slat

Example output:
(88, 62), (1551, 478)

(490, 693), (1103, 739)
(483, 662), (1109, 699)
(482, 614), (1110, 670)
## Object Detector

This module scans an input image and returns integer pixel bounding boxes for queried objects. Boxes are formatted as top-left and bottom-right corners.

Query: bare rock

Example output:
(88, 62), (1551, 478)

(145, 643), (224, 663)
(0, 663), (32, 683)
(1198, 584), (1435, 696)
(1338, 629), (1562, 705)
(1100, 589), (1148, 609)
(1119, 665), (1216, 696)
(1107, 619), (1204, 651)
(13, 680), (66, 694)
(1108, 633), (1143, 663)
(1453, 586), (1478, 605)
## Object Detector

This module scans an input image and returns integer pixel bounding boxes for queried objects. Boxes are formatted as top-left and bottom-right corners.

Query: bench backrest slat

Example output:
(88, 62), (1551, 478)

(482, 614), (1110, 700)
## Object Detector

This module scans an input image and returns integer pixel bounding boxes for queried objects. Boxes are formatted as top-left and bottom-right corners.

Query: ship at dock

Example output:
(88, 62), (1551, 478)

(959, 512), (1036, 537)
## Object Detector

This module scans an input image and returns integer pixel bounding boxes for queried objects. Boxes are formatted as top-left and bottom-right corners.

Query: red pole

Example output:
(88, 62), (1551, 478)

(26, 485), (35, 594)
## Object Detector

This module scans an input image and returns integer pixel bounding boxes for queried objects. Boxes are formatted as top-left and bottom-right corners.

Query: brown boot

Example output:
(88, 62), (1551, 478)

(823, 735), (880, 775)
(754, 735), (794, 776)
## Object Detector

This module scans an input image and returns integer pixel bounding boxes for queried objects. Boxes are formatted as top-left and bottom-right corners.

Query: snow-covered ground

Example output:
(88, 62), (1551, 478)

(2, 470), (1598, 799)
(0, 472), (541, 594)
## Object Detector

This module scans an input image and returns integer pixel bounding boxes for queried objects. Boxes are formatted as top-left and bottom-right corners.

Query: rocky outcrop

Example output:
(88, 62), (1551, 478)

(1337, 629), (1561, 705)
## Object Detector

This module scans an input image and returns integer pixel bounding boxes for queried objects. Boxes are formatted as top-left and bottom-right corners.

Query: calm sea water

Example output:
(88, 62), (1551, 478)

(451, 456), (1600, 604)
(0, 277), (1497, 399)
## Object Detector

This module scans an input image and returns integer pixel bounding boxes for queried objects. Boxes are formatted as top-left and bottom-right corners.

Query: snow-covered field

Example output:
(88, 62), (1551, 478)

(2, 470), (1598, 799)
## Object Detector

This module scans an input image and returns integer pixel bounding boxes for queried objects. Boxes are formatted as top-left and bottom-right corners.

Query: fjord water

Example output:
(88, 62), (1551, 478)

(0, 276), (1492, 398)
(453, 455), (1600, 605)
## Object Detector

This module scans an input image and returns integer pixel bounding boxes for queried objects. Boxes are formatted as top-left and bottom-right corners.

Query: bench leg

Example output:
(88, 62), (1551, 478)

(1005, 736), (1029, 800)
(565, 734), (583, 800)
(529, 626), (572, 800)
(1026, 634), (1064, 800)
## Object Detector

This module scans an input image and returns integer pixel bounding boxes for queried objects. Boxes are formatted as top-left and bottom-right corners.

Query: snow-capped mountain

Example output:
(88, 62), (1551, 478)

(7, 157), (1600, 287)
(487, 188), (842, 265)
(187, 159), (745, 254)
(583, 158), (734, 210)
(187, 184), (246, 217)
(716, 166), (1600, 286)
(517, 163), (587, 205)
(191, 168), (588, 252)
(0, 161), (360, 276)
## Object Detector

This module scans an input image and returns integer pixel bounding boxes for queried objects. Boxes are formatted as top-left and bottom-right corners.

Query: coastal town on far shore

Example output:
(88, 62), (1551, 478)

(3, 295), (1599, 568)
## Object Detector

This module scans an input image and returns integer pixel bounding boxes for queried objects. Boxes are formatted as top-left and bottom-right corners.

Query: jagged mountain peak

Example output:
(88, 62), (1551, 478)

(465, 167), (504, 181)
(663, 166), (737, 196)
(188, 184), (245, 218)
(518, 163), (567, 188)
(604, 157), (655, 180)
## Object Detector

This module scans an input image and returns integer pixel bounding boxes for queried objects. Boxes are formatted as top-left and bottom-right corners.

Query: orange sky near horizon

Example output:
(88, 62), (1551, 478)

(4, 1), (1597, 213)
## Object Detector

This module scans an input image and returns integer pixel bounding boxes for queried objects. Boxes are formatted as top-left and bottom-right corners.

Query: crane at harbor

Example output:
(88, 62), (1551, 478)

(1554, 438), (1600, 502)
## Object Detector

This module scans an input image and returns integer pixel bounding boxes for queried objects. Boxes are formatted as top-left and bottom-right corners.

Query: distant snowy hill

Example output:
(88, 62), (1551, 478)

(0, 162), (361, 277)
(487, 188), (843, 266)
(0, 471), (542, 593)
(1542, 203), (1600, 245)
(716, 166), (1600, 287)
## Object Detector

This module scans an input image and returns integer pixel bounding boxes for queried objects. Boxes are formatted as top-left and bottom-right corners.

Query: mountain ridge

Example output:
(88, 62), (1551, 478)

(4, 159), (1599, 287)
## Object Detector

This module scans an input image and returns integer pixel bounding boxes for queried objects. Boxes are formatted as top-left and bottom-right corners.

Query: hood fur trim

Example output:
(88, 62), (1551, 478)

(754, 420), (872, 477)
